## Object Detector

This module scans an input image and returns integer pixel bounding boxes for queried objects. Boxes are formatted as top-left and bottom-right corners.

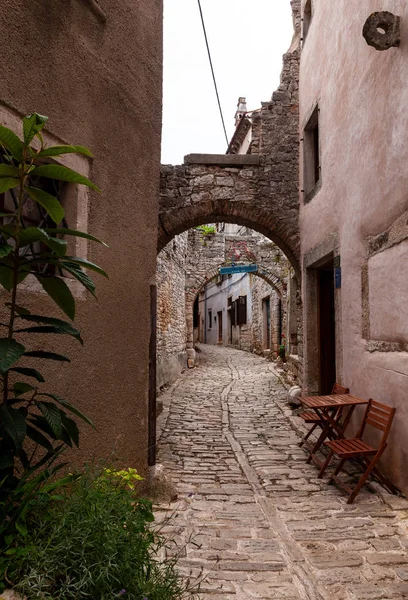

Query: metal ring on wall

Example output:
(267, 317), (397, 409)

(363, 12), (401, 51)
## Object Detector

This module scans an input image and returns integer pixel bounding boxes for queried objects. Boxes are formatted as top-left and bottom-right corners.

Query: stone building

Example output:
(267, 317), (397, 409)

(156, 225), (291, 387)
(156, 233), (188, 389)
(299, 0), (408, 492)
(0, 0), (163, 472)
(196, 272), (284, 356)
(157, 0), (303, 394)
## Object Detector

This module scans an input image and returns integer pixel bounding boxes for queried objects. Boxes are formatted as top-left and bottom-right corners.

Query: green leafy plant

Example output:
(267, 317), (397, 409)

(101, 467), (144, 490)
(194, 225), (216, 237)
(278, 344), (286, 360)
(7, 467), (192, 600)
(0, 113), (107, 574)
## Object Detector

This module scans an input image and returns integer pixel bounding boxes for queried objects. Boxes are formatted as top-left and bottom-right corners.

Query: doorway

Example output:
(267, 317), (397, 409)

(227, 297), (233, 344)
(262, 297), (271, 349)
(193, 296), (199, 343)
(318, 263), (336, 394)
(217, 311), (223, 344)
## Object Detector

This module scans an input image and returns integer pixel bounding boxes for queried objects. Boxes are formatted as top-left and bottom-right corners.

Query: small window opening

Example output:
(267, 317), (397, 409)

(230, 300), (236, 326)
(0, 157), (67, 275)
(208, 310), (212, 329)
(237, 295), (247, 326)
(303, 105), (321, 201)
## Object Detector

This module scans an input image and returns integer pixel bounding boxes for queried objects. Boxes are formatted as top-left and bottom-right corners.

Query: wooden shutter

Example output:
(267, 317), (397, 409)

(230, 301), (236, 326)
(238, 296), (247, 325)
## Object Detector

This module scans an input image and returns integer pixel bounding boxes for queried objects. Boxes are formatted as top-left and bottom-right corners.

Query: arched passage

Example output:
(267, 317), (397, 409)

(185, 264), (287, 360)
(159, 161), (300, 278)
(157, 20), (302, 378)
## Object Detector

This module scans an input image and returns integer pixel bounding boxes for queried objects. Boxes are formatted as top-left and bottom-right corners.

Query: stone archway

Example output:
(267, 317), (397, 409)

(157, 0), (302, 377)
(159, 155), (300, 278)
(159, 25), (301, 277)
(185, 263), (287, 366)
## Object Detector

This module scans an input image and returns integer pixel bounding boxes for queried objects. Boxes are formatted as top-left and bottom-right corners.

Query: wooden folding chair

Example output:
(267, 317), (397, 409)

(298, 383), (349, 447)
(324, 399), (396, 503)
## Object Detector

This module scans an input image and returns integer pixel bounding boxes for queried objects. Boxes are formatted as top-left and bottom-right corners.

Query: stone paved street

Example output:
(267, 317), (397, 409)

(156, 345), (408, 600)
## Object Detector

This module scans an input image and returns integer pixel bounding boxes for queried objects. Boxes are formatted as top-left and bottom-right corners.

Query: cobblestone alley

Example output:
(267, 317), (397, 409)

(156, 345), (408, 600)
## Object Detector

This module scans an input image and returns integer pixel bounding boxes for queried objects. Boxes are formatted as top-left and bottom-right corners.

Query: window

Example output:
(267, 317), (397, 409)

(303, 105), (320, 202)
(0, 113), (90, 299)
(237, 295), (247, 326)
(208, 310), (212, 329)
(303, 0), (312, 43)
(228, 297), (236, 326)
(0, 161), (67, 275)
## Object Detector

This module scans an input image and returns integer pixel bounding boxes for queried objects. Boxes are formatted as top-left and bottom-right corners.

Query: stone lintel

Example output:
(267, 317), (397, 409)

(184, 154), (260, 167)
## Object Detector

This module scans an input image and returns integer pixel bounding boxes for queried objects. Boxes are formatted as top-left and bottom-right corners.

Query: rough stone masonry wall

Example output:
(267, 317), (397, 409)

(184, 229), (289, 361)
(250, 276), (284, 356)
(156, 228), (290, 387)
(158, 0), (302, 383)
(159, 0), (301, 268)
(185, 229), (288, 300)
(156, 233), (188, 388)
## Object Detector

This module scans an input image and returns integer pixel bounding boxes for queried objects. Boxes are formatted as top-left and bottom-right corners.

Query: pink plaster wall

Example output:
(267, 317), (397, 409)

(299, 1), (408, 492)
(368, 239), (408, 342)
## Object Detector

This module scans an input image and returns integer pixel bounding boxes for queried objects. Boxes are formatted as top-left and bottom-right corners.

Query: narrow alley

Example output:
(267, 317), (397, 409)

(157, 346), (408, 600)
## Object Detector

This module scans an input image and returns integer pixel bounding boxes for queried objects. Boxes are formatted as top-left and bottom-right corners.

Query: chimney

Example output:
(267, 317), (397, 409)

(234, 97), (247, 126)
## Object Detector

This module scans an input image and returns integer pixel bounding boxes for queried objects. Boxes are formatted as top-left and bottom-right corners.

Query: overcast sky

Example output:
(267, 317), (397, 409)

(162, 0), (294, 165)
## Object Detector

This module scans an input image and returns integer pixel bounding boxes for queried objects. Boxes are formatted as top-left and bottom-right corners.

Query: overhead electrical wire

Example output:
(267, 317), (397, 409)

(197, 0), (229, 147)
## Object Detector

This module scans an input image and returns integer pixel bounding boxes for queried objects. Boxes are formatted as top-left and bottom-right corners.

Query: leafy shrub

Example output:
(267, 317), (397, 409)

(0, 113), (107, 573)
(278, 344), (286, 360)
(7, 467), (191, 600)
(194, 225), (216, 237)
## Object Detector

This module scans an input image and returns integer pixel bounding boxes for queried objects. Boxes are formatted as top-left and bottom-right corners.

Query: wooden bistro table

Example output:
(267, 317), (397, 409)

(300, 394), (368, 478)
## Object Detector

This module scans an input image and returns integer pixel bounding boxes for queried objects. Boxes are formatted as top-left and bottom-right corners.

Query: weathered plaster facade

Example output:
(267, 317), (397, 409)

(0, 0), (163, 472)
(198, 273), (284, 356)
(299, 0), (408, 492)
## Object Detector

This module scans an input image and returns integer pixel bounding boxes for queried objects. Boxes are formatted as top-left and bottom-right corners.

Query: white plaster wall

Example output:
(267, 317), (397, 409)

(199, 274), (253, 347)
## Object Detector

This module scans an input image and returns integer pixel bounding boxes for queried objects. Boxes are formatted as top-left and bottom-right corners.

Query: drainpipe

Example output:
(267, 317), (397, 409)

(148, 284), (157, 466)
(204, 285), (208, 344)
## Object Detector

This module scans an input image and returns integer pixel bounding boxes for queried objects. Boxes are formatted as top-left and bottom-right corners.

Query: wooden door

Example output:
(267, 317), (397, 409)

(217, 311), (223, 344)
(318, 268), (336, 394)
(262, 298), (271, 349)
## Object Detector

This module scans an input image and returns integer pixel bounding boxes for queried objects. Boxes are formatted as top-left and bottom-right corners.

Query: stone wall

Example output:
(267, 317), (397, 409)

(156, 226), (301, 387)
(156, 233), (188, 388)
(159, 13), (301, 272)
(250, 276), (284, 356)
(157, 0), (303, 387)
(186, 229), (288, 299)
(184, 229), (289, 363)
